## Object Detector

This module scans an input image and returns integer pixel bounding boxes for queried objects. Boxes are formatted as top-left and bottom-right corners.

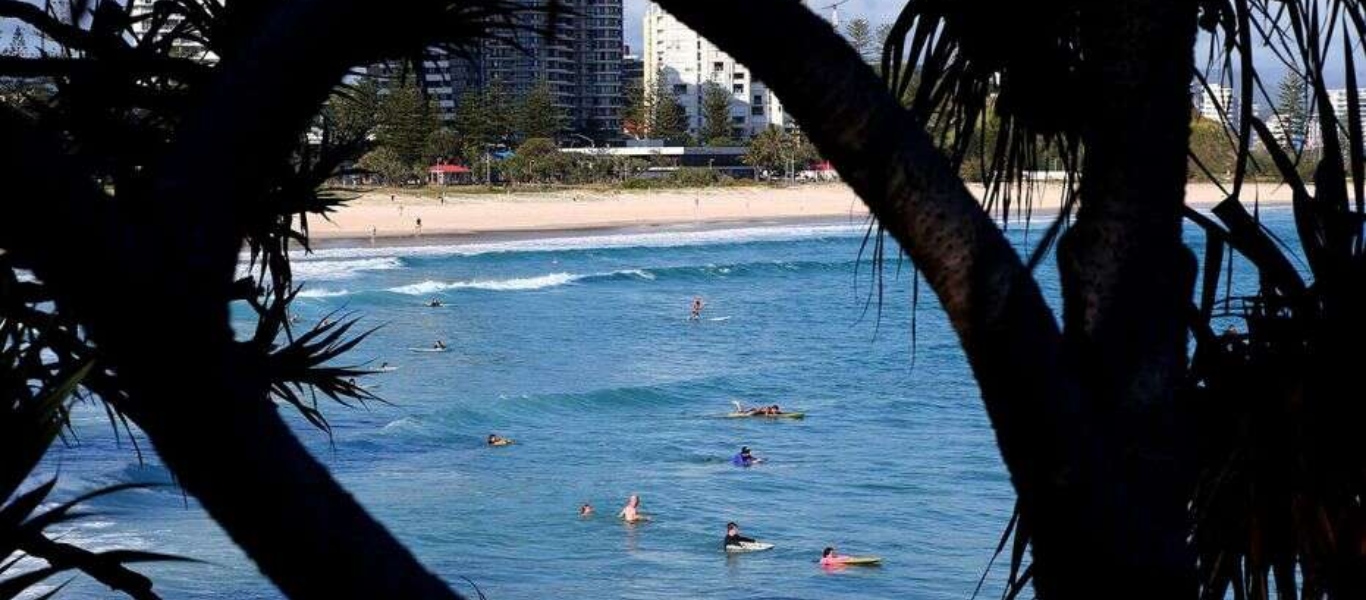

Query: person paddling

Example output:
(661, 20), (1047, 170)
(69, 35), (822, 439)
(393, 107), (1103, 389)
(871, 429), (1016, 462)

(731, 446), (761, 467)
(690, 296), (705, 320)
(820, 547), (851, 567)
(724, 522), (757, 549)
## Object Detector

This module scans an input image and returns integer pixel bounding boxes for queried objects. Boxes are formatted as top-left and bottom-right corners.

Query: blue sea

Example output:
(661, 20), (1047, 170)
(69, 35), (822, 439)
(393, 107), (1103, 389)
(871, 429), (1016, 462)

(34, 206), (1296, 599)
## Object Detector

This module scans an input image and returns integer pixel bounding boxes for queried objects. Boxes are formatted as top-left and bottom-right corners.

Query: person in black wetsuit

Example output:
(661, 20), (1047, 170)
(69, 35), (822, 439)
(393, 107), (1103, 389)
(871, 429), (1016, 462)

(724, 522), (756, 548)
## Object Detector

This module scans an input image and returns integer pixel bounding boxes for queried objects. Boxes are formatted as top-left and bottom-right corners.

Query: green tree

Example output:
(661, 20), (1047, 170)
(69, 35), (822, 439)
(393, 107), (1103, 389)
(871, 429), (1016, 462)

(845, 17), (874, 61)
(373, 69), (439, 178)
(622, 80), (649, 139)
(1188, 116), (1235, 180)
(455, 78), (514, 147)
(699, 82), (734, 145)
(1274, 73), (1309, 151)
(423, 127), (461, 166)
(649, 74), (690, 145)
(743, 126), (817, 178)
(516, 80), (566, 140)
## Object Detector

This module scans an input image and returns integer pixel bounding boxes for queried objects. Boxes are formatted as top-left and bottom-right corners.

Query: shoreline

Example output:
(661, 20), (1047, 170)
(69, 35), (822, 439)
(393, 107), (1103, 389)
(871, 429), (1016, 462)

(305, 182), (1299, 249)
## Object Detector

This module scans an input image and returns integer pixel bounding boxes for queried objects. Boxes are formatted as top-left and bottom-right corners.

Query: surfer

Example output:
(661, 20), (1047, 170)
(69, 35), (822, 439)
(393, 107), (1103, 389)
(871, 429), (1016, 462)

(579, 504), (594, 517)
(434, 340), (447, 350)
(820, 547), (851, 567)
(618, 494), (645, 523)
(724, 522), (757, 549)
(731, 446), (760, 467)
(379, 361), (391, 370)
(690, 296), (705, 320)
(427, 298), (443, 308)
(487, 434), (511, 446)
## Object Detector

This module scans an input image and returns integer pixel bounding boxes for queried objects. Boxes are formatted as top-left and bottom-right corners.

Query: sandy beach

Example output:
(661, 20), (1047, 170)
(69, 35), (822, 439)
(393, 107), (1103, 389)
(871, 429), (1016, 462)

(309, 182), (1300, 243)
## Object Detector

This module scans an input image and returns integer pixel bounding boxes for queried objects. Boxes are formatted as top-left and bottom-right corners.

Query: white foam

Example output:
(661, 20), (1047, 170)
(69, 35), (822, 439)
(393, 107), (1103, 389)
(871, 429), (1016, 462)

(265, 257), (403, 282)
(288, 223), (867, 262)
(297, 288), (351, 298)
(386, 269), (652, 295)
(388, 273), (580, 295)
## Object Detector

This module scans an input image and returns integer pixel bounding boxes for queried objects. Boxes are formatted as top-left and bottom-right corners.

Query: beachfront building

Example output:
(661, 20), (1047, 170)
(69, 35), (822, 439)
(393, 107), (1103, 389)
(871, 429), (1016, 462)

(367, 0), (624, 137)
(622, 47), (644, 92)
(481, 0), (624, 136)
(1328, 88), (1366, 124)
(128, 0), (218, 62)
(642, 2), (792, 140)
(1196, 84), (1235, 123)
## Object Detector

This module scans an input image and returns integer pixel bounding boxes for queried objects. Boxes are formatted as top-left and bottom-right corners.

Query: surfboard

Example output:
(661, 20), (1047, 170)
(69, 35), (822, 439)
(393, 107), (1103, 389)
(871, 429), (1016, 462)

(725, 541), (774, 553)
(408, 347), (449, 353)
(375, 366), (399, 373)
(725, 412), (805, 419)
(708, 316), (732, 322)
(488, 439), (514, 447)
(836, 556), (882, 565)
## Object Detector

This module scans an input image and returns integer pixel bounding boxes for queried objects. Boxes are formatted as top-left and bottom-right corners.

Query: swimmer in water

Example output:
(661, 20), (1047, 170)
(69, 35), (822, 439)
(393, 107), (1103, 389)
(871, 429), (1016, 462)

(487, 434), (512, 446)
(731, 446), (760, 467)
(579, 504), (594, 517)
(618, 494), (647, 523)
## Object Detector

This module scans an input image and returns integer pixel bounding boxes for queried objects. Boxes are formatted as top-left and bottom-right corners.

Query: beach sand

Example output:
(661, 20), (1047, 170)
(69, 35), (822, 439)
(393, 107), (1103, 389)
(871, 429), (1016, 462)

(308, 182), (1299, 243)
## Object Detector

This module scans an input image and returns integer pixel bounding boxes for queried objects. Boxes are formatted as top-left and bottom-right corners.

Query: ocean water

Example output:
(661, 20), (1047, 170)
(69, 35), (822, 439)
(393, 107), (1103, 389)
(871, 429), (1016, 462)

(33, 207), (1298, 599)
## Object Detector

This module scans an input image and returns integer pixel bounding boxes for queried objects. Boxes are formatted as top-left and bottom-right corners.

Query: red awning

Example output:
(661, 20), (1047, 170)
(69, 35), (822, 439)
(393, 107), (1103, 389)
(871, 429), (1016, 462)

(429, 164), (472, 174)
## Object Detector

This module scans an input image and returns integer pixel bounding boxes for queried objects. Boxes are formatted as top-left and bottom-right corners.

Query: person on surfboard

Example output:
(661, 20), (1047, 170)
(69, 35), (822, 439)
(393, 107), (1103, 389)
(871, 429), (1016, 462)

(820, 547), (852, 567)
(690, 296), (705, 320)
(433, 340), (447, 350)
(725, 522), (757, 549)
(487, 434), (512, 446)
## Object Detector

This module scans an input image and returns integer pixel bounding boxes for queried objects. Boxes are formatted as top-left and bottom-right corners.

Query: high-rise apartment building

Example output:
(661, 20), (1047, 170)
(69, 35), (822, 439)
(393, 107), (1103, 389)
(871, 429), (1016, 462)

(642, 2), (790, 140)
(372, 0), (623, 136)
(128, 0), (217, 62)
(1327, 88), (1366, 124)
(1197, 84), (1235, 123)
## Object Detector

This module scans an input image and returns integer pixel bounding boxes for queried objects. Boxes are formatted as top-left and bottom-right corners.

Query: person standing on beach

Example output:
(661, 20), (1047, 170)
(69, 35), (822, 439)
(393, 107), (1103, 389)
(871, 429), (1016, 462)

(370, 225), (377, 245)
(415, 217), (422, 237)
(690, 296), (705, 320)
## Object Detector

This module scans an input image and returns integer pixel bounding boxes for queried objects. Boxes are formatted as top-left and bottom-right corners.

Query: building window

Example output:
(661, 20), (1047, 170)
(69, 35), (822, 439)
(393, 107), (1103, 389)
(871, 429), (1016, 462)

(672, 84), (687, 94)
(713, 61), (724, 71)
(753, 94), (764, 104)
(732, 84), (744, 93)
(734, 72), (745, 79)
(751, 106), (764, 116)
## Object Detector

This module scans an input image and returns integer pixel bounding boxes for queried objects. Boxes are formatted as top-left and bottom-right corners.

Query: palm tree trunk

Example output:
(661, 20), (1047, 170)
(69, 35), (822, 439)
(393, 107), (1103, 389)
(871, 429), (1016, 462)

(653, 1), (1202, 597)
(1046, 0), (1201, 595)
(2, 105), (464, 600)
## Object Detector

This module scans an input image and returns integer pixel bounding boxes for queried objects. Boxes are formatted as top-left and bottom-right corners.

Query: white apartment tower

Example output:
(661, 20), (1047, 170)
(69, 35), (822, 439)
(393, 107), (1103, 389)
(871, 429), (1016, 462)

(1327, 88), (1366, 124)
(128, 0), (217, 63)
(642, 3), (790, 140)
(1198, 85), (1234, 123)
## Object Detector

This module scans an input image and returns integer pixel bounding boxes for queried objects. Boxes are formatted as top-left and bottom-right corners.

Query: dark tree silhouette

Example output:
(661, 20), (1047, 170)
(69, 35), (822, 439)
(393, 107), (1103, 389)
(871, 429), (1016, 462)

(2, 0), (1363, 599)
(654, 0), (1365, 598)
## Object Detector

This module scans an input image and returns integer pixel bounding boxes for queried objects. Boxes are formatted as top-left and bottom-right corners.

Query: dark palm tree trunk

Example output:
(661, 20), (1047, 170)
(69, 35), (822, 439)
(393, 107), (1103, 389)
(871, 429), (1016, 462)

(1047, 0), (1201, 595)
(653, 1), (1202, 597)
(2, 112), (464, 600)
